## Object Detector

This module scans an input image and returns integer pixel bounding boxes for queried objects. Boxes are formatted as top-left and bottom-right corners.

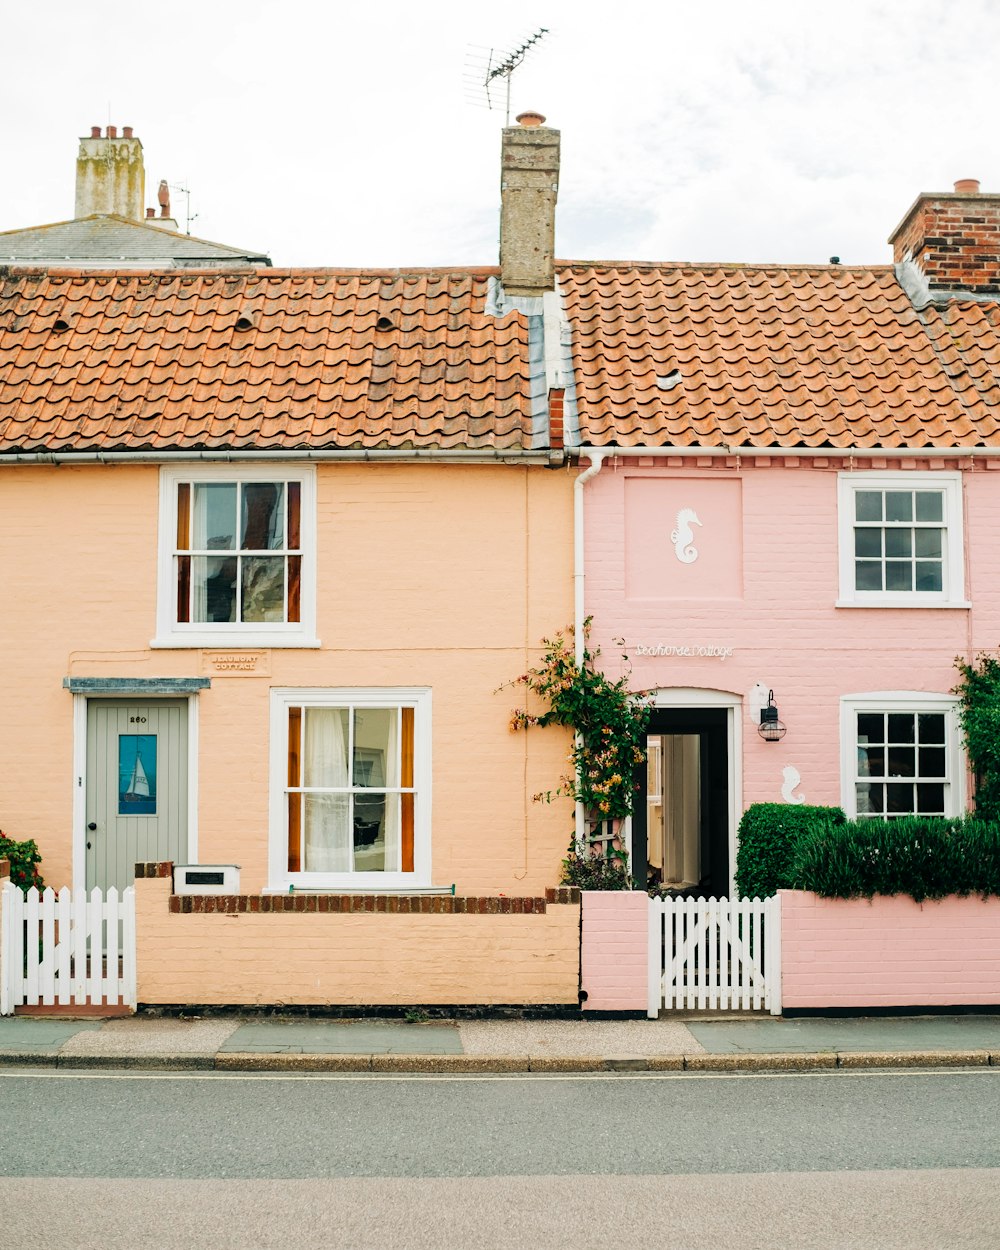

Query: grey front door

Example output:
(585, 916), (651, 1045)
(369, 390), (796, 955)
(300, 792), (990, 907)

(85, 700), (188, 891)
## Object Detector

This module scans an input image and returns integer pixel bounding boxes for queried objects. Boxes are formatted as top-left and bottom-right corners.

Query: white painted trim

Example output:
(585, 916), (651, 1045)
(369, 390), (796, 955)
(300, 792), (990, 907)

(74, 692), (200, 889)
(836, 471), (965, 608)
(647, 688), (742, 894)
(268, 686), (433, 891)
(154, 463), (318, 649)
(71, 694), (87, 890)
(839, 690), (965, 819)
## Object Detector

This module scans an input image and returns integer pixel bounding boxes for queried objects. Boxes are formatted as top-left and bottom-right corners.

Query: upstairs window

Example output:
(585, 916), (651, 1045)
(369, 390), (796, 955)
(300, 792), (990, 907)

(837, 472), (965, 608)
(155, 466), (316, 648)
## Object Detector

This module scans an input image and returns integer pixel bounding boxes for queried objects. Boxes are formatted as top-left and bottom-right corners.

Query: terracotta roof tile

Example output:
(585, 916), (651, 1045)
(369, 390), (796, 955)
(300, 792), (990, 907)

(0, 267), (531, 452)
(559, 263), (1000, 448)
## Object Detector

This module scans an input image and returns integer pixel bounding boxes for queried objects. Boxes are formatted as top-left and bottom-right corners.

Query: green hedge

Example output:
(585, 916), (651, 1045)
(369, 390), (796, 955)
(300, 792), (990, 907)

(735, 803), (846, 898)
(0, 832), (44, 893)
(792, 816), (1000, 903)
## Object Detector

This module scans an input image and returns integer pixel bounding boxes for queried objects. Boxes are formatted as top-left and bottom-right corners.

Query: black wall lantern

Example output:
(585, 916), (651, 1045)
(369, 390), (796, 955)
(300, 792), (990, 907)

(758, 689), (786, 742)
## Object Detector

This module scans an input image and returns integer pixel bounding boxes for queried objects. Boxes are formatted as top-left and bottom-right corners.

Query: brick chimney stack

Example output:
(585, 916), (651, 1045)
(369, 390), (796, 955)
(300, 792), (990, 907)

(75, 125), (145, 220)
(890, 180), (1000, 298)
(499, 111), (560, 297)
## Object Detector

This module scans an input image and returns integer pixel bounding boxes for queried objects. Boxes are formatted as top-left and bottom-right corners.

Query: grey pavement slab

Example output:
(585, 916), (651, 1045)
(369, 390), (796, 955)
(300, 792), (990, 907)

(60, 1017), (241, 1057)
(0, 1018), (103, 1052)
(219, 1020), (463, 1055)
(459, 1018), (703, 1056)
(688, 1014), (1000, 1054)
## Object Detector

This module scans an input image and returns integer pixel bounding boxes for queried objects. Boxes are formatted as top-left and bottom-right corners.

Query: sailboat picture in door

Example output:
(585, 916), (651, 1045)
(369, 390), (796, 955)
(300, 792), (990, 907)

(118, 735), (157, 815)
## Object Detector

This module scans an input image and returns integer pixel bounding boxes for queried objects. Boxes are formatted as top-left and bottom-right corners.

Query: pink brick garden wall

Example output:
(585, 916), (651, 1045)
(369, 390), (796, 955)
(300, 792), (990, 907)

(580, 890), (648, 1012)
(780, 888), (1000, 1008)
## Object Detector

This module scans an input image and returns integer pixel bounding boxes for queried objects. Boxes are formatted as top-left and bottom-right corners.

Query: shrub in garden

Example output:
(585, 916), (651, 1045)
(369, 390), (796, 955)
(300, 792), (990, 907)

(791, 816), (1000, 903)
(734, 803), (846, 898)
(0, 831), (44, 892)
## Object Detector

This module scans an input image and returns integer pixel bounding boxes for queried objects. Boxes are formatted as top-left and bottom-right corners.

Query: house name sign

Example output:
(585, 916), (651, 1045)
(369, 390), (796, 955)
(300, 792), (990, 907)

(200, 650), (271, 676)
(633, 643), (734, 661)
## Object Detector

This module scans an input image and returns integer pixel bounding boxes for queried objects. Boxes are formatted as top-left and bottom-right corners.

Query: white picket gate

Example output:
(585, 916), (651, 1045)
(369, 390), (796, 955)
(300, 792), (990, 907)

(648, 895), (781, 1017)
(0, 884), (136, 1014)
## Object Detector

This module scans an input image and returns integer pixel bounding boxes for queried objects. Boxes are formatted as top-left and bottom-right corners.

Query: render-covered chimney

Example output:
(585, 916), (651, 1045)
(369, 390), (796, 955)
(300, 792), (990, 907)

(890, 179), (1000, 298)
(499, 111), (560, 297)
(75, 125), (145, 220)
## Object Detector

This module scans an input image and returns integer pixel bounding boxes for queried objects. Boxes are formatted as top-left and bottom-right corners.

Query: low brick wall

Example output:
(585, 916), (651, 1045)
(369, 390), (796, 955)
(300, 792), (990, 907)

(580, 890), (648, 1013)
(134, 865), (581, 1007)
(780, 888), (1000, 1009)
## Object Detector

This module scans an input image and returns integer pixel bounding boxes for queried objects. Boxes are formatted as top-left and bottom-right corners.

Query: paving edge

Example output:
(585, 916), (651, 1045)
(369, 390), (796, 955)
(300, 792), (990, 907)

(0, 1050), (997, 1074)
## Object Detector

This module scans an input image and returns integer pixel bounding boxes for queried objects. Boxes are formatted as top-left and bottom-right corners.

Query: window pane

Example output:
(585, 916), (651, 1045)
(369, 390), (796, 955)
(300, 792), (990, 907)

(915, 492), (943, 522)
(884, 529), (912, 559)
(241, 483), (284, 551)
(287, 481), (301, 550)
(918, 747), (946, 777)
(855, 560), (883, 591)
(354, 791), (389, 871)
(856, 782), (883, 815)
(854, 529), (882, 558)
(915, 562), (943, 591)
(914, 529), (942, 559)
(885, 492), (912, 522)
(887, 782), (915, 814)
(887, 714), (916, 744)
(857, 745), (884, 777)
(886, 746), (915, 777)
(917, 783), (945, 813)
(885, 561), (912, 591)
(176, 554), (191, 623)
(242, 556), (286, 622)
(855, 491), (882, 522)
(918, 714), (946, 744)
(192, 483), (237, 550)
(354, 708), (397, 788)
(287, 555), (301, 624)
(176, 482), (191, 550)
(303, 708), (350, 787)
(303, 794), (351, 871)
(858, 713), (884, 744)
(191, 556), (237, 622)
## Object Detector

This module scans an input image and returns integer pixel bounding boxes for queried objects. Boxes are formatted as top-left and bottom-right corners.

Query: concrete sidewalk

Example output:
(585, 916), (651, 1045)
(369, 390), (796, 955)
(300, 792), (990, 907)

(1, 1013), (999, 1073)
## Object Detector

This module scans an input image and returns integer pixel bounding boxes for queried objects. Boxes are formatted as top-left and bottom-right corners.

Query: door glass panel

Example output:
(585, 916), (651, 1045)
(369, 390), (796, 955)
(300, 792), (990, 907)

(118, 734), (157, 816)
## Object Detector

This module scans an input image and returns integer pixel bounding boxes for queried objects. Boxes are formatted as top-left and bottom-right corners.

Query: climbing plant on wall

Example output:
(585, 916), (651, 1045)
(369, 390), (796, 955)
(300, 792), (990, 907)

(953, 650), (1000, 820)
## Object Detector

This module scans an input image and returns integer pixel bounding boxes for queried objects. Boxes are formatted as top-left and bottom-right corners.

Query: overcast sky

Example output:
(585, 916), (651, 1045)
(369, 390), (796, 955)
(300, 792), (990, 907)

(4, 1), (997, 270)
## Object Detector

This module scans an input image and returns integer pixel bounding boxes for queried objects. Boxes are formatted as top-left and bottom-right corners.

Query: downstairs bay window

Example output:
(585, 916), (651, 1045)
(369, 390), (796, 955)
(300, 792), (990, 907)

(269, 688), (431, 889)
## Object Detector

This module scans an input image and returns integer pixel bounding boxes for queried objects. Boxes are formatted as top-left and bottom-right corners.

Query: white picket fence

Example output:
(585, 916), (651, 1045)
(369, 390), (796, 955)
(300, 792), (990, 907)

(648, 895), (781, 1017)
(0, 884), (136, 1014)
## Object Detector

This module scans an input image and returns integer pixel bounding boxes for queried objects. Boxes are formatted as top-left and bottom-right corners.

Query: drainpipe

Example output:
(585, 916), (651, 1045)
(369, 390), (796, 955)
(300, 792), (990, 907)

(573, 451), (606, 848)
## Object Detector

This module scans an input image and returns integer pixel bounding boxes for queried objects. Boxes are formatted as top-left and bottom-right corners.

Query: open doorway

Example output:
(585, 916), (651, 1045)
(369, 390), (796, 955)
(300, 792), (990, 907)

(631, 707), (731, 897)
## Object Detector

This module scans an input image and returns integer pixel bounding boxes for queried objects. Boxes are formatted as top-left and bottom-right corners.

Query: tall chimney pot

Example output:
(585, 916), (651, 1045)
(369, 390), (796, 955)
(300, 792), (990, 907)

(123, 126), (133, 140)
(90, 126), (101, 139)
(499, 112), (560, 297)
(106, 125), (117, 139)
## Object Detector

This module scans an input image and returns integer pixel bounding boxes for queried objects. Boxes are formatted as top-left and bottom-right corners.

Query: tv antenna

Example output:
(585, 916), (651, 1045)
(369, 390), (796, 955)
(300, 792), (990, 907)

(169, 183), (199, 235)
(465, 27), (550, 125)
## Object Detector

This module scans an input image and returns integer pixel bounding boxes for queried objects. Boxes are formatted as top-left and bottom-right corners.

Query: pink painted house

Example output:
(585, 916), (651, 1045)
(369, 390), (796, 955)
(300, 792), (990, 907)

(555, 181), (1000, 896)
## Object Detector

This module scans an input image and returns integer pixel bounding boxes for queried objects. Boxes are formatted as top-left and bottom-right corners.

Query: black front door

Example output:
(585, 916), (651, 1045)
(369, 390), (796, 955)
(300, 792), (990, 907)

(632, 708), (729, 897)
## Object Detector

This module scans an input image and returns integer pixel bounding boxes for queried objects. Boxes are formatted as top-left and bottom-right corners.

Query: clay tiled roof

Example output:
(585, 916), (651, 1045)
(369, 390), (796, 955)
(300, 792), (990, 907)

(559, 263), (1000, 448)
(0, 267), (532, 452)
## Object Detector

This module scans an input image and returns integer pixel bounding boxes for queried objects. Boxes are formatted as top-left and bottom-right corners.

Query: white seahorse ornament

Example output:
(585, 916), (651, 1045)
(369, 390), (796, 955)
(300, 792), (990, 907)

(781, 766), (806, 805)
(671, 508), (702, 563)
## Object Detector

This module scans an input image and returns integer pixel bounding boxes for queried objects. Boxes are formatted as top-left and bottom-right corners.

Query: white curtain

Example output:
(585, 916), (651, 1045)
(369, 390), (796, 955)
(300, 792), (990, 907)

(303, 709), (350, 872)
(664, 734), (701, 888)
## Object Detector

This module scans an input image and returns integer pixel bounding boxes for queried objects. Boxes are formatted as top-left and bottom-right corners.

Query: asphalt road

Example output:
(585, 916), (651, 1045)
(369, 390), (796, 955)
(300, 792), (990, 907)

(1, 1068), (999, 1249)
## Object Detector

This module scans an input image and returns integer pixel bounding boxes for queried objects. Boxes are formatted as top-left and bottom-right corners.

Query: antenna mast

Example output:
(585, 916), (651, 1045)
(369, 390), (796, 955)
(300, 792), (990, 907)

(169, 183), (199, 235)
(481, 27), (550, 124)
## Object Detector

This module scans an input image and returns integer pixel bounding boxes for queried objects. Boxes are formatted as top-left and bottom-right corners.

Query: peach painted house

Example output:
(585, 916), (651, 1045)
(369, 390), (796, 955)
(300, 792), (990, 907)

(0, 118), (584, 1008)
(557, 180), (1000, 898)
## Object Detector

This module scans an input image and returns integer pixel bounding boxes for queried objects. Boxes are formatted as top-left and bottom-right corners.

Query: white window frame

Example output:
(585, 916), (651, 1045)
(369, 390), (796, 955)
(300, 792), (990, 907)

(153, 464), (318, 648)
(836, 471), (967, 608)
(268, 686), (432, 891)
(840, 691), (965, 819)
